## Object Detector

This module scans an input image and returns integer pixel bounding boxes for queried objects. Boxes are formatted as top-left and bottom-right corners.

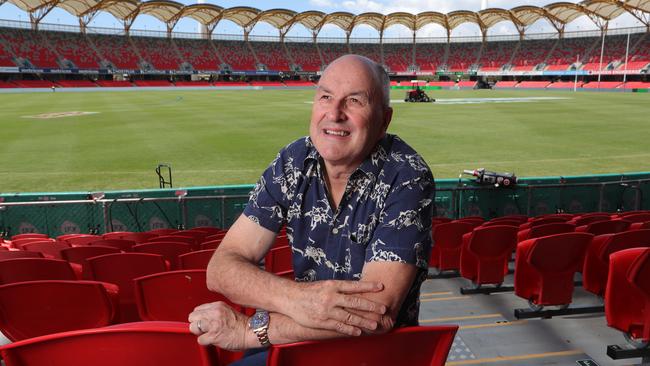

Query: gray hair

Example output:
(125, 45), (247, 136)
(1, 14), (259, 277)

(373, 62), (390, 108)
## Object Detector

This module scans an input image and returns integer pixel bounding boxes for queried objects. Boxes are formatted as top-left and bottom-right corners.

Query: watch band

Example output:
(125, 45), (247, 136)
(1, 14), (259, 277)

(253, 326), (271, 347)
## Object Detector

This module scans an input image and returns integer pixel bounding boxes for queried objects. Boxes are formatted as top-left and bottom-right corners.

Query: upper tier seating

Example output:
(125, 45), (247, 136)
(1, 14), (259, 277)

(131, 36), (182, 70)
(383, 43), (412, 72)
(510, 39), (556, 70)
(43, 31), (100, 68)
(447, 42), (480, 71)
(414, 43), (446, 72)
(319, 43), (349, 65)
(349, 43), (382, 64)
(173, 38), (220, 70)
(0, 27), (59, 68)
(285, 42), (322, 72)
(215, 40), (256, 70)
(87, 34), (140, 69)
(251, 41), (291, 71)
(477, 41), (514, 70)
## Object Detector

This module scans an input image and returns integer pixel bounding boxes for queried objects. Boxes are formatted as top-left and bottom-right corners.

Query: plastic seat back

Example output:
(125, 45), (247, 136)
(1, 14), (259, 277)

(64, 235), (102, 247)
(200, 239), (222, 250)
(86, 253), (167, 322)
(11, 238), (55, 250)
(178, 249), (215, 270)
(133, 242), (192, 269)
(22, 241), (70, 259)
(605, 248), (647, 340)
(90, 239), (136, 251)
(577, 220), (630, 235)
(0, 258), (77, 284)
(461, 225), (518, 285)
(145, 228), (179, 236)
(10, 233), (49, 241)
(0, 321), (218, 366)
(626, 247), (650, 340)
(0, 251), (44, 260)
(430, 222), (474, 270)
(267, 325), (458, 366)
(60, 246), (121, 265)
(0, 280), (117, 341)
(621, 213), (650, 223)
(265, 245), (293, 274)
(134, 269), (239, 321)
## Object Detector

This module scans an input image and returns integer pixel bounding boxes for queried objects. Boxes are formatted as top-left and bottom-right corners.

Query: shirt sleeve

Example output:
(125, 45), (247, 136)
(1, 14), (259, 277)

(365, 171), (435, 270)
(242, 149), (292, 233)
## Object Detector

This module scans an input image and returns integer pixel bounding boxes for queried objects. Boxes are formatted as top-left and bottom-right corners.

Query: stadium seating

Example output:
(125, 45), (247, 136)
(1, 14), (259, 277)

(460, 225), (518, 286)
(173, 38), (220, 70)
(56, 80), (98, 87)
(11, 237), (55, 249)
(22, 241), (70, 259)
(516, 81), (551, 88)
(576, 220), (631, 235)
(581, 81), (622, 89)
(132, 242), (193, 269)
(626, 247), (650, 340)
(0, 251), (44, 260)
(0, 258), (78, 284)
(1, 27), (59, 68)
(11, 233), (48, 241)
(87, 33), (141, 69)
(429, 222), (474, 272)
(89, 239), (136, 251)
(447, 42), (481, 72)
(285, 42), (322, 71)
(510, 39), (556, 70)
(349, 43), (382, 65)
(414, 43), (446, 72)
(60, 246), (121, 266)
(62, 235), (102, 246)
(319, 43), (350, 64)
(251, 41), (291, 71)
(582, 229), (650, 297)
(134, 269), (239, 321)
(546, 37), (598, 69)
(383, 43), (412, 72)
(477, 41), (514, 70)
(265, 245), (293, 274)
(95, 80), (133, 87)
(547, 81), (581, 89)
(133, 80), (173, 87)
(0, 280), (118, 341)
(178, 249), (215, 270)
(215, 40), (257, 70)
(267, 325), (458, 366)
(0, 321), (219, 366)
(605, 248), (649, 344)
(494, 80), (518, 88)
(86, 253), (168, 322)
(515, 232), (593, 308)
(43, 30), (100, 68)
(517, 222), (576, 243)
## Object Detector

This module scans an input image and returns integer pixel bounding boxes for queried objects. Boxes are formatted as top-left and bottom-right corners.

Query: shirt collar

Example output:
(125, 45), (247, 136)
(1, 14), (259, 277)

(303, 134), (392, 179)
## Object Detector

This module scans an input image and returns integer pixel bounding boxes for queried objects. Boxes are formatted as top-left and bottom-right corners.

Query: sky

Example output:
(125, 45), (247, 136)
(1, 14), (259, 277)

(0, 0), (645, 39)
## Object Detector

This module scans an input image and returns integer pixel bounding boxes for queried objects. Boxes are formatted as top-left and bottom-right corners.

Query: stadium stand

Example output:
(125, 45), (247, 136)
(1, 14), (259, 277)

(581, 81), (622, 89)
(0, 27), (59, 68)
(383, 43), (412, 72)
(132, 80), (173, 87)
(173, 38), (220, 71)
(95, 80), (133, 87)
(131, 36), (183, 70)
(285, 41), (322, 71)
(517, 81), (551, 88)
(477, 40), (514, 70)
(318, 42), (350, 64)
(215, 40), (257, 70)
(494, 80), (518, 88)
(349, 43), (382, 65)
(510, 39), (555, 71)
(87, 33), (140, 69)
(446, 41), (481, 72)
(429, 221), (474, 273)
(251, 41), (292, 71)
(547, 81), (581, 89)
(42, 30), (100, 69)
(414, 42), (446, 72)
(56, 80), (97, 87)
(546, 36), (599, 70)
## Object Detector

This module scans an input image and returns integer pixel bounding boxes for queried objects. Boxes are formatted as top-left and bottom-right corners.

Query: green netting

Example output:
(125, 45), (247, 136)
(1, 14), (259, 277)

(1, 174), (649, 237)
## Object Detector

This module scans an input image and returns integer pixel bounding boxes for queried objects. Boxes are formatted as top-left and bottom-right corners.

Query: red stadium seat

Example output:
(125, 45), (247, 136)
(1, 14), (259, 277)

(626, 247), (650, 341)
(576, 220), (631, 235)
(10, 233), (48, 241)
(200, 239), (222, 250)
(86, 253), (168, 322)
(60, 245), (122, 265)
(265, 245), (293, 274)
(178, 249), (215, 270)
(21, 241), (70, 259)
(11, 238), (55, 250)
(582, 229), (650, 297)
(429, 222), (474, 272)
(132, 242), (193, 269)
(605, 248), (649, 344)
(107, 232), (158, 243)
(89, 239), (136, 251)
(619, 213), (650, 223)
(146, 228), (179, 236)
(134, 269), (240, 321)
(0, 321), (218, 366)
(519, 216), (568, 230)
(0, 250), (44, 260)
(517, 222), (576, 243)
(568, 214), (610, 226)
(481, 219), (521, 227)
(460, 225), (518, 286)
(0, 280), (118, 341)
(267, 325), (458, 366)
(514, 232), (593, 308)
(64, 235), (102, 247)
(0, 258), (78, 284)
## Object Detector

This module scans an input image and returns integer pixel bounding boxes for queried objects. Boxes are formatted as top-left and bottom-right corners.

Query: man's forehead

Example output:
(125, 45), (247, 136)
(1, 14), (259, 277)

(316, 84), (370, 98)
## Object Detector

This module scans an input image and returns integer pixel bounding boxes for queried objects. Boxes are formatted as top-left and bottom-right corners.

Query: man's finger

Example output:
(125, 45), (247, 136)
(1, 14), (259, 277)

(336, 280), (384, 294)
(329, 308), (378, 330)
(336, 294), (386, 314)
(324, 319), (362, 337)
(196, 333), (214, 346)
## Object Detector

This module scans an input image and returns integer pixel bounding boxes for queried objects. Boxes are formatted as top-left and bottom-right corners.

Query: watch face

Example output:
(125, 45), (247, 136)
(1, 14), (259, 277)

(249, 311), (269, 329)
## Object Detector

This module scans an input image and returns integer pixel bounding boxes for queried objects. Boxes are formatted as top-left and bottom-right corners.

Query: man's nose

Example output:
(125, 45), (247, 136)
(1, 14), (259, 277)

(326, 101), (347, 122)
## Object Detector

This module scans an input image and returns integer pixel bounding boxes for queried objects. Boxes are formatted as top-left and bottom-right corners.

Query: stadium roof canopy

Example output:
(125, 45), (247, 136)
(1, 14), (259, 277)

(7, 0), (650, 38)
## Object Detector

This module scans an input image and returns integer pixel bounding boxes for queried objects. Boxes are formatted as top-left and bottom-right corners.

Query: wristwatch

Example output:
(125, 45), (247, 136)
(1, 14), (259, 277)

(248, 310), (271, 347)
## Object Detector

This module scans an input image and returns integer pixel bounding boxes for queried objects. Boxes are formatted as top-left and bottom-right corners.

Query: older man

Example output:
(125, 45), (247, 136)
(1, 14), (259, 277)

(189, 54), (435, 364)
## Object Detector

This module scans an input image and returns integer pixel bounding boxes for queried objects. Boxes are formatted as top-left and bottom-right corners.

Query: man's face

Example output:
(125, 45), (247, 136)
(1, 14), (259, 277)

(309, 59), (391, 171)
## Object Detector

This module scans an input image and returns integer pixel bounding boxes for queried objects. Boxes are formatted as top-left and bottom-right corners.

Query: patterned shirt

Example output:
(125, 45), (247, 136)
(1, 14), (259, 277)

(243, 133), (435, 326)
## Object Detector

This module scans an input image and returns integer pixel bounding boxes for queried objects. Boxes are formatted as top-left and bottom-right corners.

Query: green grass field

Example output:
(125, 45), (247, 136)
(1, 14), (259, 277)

(1, 88), (649, 193)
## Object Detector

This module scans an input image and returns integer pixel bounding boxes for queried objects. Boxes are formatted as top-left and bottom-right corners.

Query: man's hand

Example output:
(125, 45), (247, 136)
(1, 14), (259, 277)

(188, 302), (253, 350)
(284, 280), (387, 336)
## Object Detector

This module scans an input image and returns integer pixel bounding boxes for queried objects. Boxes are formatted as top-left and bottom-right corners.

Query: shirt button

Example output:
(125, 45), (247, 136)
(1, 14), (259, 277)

(332, 228), (339, 234)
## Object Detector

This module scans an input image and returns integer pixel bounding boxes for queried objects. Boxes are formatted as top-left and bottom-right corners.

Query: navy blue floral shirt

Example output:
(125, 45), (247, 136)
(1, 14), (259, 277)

(243, 134), (435, 326)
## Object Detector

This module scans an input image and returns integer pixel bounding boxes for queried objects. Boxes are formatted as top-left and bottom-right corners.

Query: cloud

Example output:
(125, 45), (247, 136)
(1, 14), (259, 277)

(309, 0), (337, 8)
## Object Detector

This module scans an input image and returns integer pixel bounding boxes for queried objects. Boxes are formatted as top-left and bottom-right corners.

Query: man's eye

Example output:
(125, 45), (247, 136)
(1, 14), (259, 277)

(320, 95), (331, 101)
